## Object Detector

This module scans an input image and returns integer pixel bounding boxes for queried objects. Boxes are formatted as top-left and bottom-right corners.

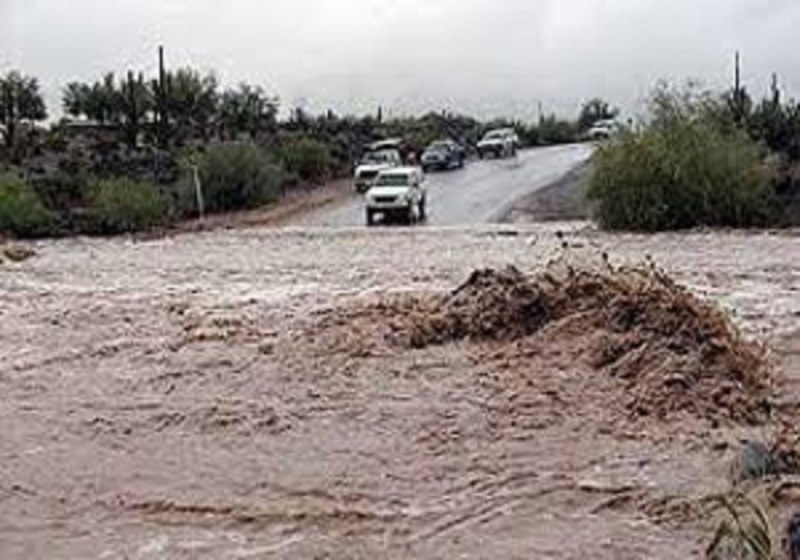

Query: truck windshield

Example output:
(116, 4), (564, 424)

(376, 174), (409, 186)
(362, 150), (395, 164)
(427, 143), (450, 152)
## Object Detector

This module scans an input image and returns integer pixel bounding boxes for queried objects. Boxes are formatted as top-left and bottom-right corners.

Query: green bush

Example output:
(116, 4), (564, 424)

(198, 144), (283, 212)
(0, 173), (58, 238)
(538, 116), (579, 145)
(85, 177), (170, 234)
(589, 92), (775, 231)
(31, 172), (92, 210)
(279, 137), (332, 182)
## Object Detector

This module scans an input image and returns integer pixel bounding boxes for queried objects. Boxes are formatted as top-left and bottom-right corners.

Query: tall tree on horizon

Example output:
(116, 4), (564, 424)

(218, 83), (278, 141)
(0, 71), (47, 147)
(164, 68), (218, 144)
(578, 98), (619, 132)
(119, 71), (153, 148)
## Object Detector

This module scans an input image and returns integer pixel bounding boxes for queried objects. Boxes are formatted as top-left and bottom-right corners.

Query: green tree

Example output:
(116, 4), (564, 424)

(589, 85), (773, 231)
(85, 73), (121, 124)
(578, 98), (619, 132)
(0, 71), (47, 147)
(118, 72), (153, 148)
(63, 73), (152, 148)
(218, 84), (278, 141)
(164, 68), (218, 144)
(63, 82), (92, 118)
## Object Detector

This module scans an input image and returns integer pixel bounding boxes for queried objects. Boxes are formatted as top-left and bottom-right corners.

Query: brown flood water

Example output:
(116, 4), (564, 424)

(0, 224), (798, 559)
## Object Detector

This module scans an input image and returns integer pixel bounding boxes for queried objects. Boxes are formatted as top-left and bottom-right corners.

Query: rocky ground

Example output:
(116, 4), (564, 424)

(1, 224), (799, 559)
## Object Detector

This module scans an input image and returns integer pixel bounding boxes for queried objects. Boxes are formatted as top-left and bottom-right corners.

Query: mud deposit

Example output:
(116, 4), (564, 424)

(388, 265), (771, 424)
(1, 225), (798, 559)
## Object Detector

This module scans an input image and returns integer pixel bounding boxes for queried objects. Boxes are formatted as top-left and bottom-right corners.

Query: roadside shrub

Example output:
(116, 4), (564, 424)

(198, 143), (283, 212)
(85, 177), (170, 234)
(0, 173), (58, 238)
(279, 136), (332, 182)
(589, 90), (774, 231)
(31, 172), (92, 210)
(538, 116), (579, 145)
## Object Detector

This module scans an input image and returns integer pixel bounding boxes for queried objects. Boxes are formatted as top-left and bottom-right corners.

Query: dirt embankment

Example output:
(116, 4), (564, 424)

(505, 160), (594, 223)
(172, 178), (355, 234)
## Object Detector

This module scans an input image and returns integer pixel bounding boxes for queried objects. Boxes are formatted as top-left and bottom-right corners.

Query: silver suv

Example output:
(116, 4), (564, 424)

(477, 128), (519, 159)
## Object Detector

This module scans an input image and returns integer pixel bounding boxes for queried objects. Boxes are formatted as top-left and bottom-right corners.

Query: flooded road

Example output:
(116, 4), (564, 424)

(297, 144), (593, 226)
(1, 225), (798, 559)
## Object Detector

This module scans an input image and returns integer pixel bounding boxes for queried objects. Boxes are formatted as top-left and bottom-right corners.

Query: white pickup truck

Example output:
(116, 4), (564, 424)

(364, 167), (427, 226)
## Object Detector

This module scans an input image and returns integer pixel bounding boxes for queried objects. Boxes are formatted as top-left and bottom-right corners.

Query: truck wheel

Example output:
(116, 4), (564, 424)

(366, 209), (376, 226)
(406, 204), (417, 225)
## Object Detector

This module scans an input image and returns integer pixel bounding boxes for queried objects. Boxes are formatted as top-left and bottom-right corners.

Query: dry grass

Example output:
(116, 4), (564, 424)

(706, 492), (775, 560)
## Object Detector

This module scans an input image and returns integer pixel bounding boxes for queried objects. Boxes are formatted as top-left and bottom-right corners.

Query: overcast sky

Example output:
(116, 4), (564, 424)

(2, 0), (800, 121)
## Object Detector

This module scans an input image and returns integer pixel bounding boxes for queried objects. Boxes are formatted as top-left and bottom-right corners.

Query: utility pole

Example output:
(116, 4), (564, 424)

(127, 70), (136, 148)
(771, 72), (781, 107)
(157, 45), (167, 149)
(191, 160), (205, 222)
(732, 51), (746, 125)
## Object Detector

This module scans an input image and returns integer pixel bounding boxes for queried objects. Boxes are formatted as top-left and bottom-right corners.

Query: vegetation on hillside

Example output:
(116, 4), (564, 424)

(590, 84), (774, 231)
(0, 71), (48, 157)
(0, 60), (603, 238)
(0, 173), (57, 238)
(196, 144), (284, 213)
(590, 78), (800, 231)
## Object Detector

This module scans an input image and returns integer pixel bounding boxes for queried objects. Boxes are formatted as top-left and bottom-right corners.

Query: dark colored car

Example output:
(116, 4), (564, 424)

(421, 140), (466, 172)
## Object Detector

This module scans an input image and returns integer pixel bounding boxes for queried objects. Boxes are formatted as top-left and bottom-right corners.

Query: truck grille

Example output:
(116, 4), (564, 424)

(374, 196), (397, 204)
(359, 171), (379, 180)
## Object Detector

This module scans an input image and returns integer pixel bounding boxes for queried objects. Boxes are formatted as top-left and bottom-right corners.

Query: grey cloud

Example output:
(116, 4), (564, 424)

(2, 0), (799, 120)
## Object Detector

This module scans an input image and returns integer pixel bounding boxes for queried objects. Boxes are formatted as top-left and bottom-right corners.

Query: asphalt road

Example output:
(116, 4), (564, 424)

(297, 143), (594, 227)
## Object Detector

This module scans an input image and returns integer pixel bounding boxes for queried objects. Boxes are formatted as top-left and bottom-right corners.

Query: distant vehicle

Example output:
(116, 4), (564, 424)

(477, 128), (518, 159)
(587, 119), (620, 140)
(368, 138), (405, 152)
(353, 149), (403, 192)
(421, 139), (465, 172)
(365, 167), (427, 226)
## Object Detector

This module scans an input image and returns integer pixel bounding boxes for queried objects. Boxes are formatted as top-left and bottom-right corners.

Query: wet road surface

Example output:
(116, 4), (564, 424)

(297, 144), (594, 226)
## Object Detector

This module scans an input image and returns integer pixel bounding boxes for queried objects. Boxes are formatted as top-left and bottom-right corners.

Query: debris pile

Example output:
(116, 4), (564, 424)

(396, 264), (771, 424)
(2, 244), (36, 263)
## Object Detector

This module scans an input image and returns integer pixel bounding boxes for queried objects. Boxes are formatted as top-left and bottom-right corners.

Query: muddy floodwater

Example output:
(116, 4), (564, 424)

(1, 224), (799, 559)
